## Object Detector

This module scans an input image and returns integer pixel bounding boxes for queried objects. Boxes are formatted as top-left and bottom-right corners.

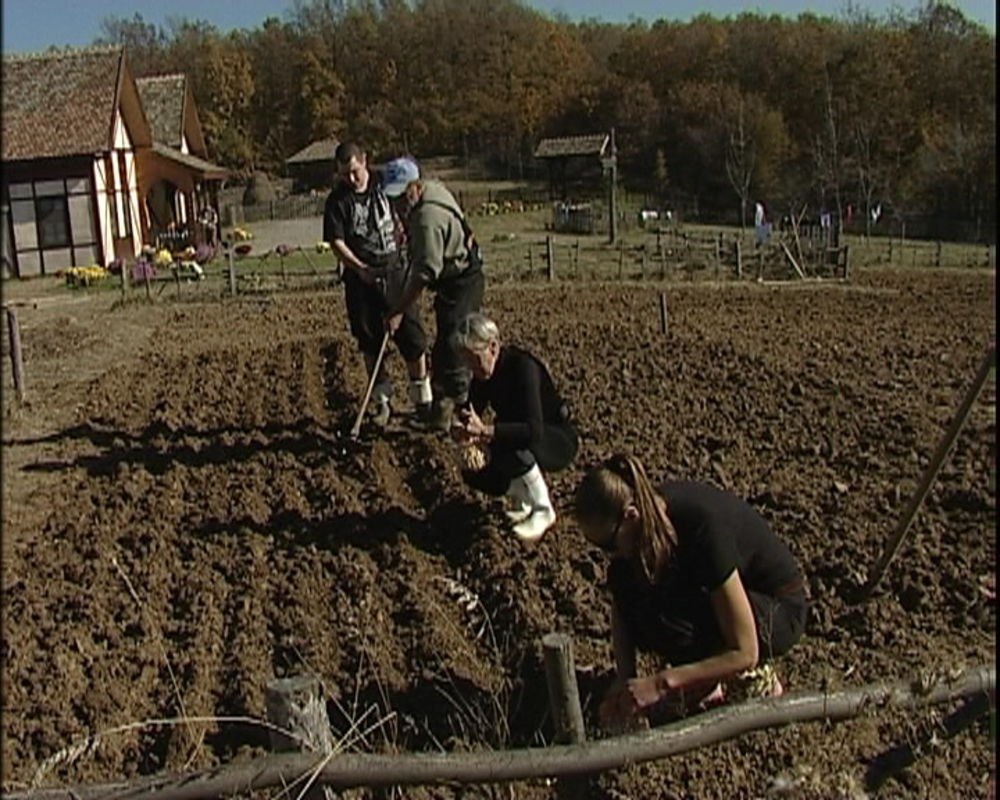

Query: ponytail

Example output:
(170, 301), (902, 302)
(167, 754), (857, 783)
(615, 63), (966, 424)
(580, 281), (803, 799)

(575, 453), (677, 585)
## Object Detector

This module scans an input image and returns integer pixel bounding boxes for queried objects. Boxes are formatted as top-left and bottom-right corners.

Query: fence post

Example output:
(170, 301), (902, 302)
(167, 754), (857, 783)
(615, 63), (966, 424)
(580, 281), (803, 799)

(659, 291), (668, 335)
(6, 307), (25, 404)
(546, 236), (554, 282)
(935, 241), (942, 267)
(735, 239), (742, 279)
(265, 675), (336, 800)
(542, 633), (589, 800)
(228, 246), (237, 296)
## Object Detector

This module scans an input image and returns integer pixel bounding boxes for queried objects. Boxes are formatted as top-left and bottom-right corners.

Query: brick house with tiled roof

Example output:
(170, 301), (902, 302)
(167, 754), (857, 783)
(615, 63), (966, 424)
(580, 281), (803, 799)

(1, 46), (227, 277)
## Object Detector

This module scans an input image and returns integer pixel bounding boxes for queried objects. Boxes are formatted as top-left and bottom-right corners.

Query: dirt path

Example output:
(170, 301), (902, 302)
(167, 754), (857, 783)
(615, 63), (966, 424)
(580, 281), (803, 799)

(1, 268), (995, 798)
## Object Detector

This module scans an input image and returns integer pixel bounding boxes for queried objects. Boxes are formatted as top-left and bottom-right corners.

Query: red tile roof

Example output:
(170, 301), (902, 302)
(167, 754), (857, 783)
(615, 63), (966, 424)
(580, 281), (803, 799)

(2, 46), (125, 161)
(136, 74), (186, 149)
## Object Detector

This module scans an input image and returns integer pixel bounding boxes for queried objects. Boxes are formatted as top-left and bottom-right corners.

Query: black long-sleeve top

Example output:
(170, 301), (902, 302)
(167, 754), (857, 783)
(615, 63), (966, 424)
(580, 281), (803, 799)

(467, 345), (570, 450)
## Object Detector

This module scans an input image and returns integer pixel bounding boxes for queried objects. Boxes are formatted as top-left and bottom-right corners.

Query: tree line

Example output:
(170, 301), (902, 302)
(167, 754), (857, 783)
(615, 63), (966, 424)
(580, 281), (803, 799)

(94, 0), (995, 238)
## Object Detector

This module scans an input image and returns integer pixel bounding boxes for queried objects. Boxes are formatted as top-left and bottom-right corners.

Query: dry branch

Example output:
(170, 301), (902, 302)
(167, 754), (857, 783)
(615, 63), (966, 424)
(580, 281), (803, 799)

(780, 242), (807, 280)
(11, 664), (994, 800)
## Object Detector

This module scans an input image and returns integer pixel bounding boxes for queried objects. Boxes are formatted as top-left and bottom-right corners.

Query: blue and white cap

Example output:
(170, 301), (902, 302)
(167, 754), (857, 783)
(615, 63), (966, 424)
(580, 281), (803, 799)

(381, 157), (420, 198)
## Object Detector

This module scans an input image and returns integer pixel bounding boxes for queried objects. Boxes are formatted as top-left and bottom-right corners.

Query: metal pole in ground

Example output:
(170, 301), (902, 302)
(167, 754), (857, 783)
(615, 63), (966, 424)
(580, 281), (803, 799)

(542, 633), (588, 799)
(546, 235), (554, 281)
(861, 345), (996, 599)
(6, 307), (26, 404)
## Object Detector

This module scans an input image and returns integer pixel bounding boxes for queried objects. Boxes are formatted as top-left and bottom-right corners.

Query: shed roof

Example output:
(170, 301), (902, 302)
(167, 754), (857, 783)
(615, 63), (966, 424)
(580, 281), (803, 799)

(136, 74), (186, 149)
(286, 138), (339, 165)
(152, 142), (228, 180)
(533, 134), (609, 159)
(1, 45), (141, 161)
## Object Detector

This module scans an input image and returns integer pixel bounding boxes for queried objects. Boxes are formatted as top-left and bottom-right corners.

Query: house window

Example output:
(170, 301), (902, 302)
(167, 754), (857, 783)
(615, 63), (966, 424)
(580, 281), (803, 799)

(36, 196), (70, 248)
(5, 176), (98, 275)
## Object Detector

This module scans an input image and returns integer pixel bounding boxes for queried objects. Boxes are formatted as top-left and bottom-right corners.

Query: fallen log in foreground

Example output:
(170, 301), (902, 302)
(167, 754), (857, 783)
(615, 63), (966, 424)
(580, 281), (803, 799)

(12, 663), (994, 800)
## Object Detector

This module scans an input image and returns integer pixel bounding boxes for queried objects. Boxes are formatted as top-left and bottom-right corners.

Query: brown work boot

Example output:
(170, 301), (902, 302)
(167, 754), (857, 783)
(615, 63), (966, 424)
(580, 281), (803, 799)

(413, 396), (455, 432)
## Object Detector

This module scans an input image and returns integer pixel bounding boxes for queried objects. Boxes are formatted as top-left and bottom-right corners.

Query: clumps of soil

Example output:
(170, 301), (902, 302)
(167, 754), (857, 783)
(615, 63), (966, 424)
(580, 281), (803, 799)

(2, 271), (994, 798)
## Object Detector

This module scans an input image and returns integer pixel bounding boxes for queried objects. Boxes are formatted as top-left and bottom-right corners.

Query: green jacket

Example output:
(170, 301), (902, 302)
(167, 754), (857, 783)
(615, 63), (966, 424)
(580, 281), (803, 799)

(405, 179), (474, 290)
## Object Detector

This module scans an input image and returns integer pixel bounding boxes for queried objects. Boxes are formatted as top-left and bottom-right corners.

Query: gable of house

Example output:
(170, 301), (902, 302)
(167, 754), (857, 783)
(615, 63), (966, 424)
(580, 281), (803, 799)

(136, 74), (208, 157)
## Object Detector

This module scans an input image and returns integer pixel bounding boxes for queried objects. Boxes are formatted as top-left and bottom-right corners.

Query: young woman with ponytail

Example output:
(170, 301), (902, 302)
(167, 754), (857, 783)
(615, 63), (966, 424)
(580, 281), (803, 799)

(574, 454), (807, 730)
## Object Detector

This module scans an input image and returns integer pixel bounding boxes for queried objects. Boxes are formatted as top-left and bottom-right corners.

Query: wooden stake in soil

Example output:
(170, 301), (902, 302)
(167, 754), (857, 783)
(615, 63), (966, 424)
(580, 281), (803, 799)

(542, 633), (588, 800)
(659, 292), (668, 335)
(227, 246), (236, 296)
(735, 239), (742, 278)
(265, 674), (335, 800)
(861, 345), (996, 599)
(6, 307), (26, 404)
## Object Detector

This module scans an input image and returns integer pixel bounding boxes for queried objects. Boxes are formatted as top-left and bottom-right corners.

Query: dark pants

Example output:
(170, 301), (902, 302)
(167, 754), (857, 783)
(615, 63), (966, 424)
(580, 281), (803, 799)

(432, 267), (485, 400)
(463, 422), (578, 495)
(344, 260), (426, 362)
(610, 568), (807, 665)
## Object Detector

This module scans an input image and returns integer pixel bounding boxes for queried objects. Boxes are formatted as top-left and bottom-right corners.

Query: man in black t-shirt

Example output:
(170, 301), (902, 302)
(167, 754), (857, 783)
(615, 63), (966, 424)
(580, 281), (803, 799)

(323, 142), (431, 425)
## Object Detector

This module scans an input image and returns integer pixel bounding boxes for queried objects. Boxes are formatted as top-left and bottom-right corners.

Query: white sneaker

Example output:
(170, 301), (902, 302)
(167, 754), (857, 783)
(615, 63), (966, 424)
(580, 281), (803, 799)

(511, 464), (557, 542)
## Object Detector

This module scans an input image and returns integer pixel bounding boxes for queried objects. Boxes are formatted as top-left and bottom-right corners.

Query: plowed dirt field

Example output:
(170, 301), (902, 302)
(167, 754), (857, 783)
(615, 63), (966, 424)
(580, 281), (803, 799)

(2, 267), (995, 798)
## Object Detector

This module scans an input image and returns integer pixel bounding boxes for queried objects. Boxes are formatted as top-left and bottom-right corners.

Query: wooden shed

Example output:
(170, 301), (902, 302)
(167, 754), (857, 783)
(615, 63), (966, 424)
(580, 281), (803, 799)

(533, 133), (610, 202)
(285, 138), (339, 193)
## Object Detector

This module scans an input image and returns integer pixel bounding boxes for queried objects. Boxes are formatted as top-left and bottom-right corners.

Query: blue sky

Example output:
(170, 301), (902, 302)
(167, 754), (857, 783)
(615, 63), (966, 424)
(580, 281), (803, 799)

(1, 0), (993, 53)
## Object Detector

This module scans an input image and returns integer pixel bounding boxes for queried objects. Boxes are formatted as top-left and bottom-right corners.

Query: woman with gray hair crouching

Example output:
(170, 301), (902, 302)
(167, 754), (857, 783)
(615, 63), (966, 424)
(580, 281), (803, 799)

(450, 312), (578, 541)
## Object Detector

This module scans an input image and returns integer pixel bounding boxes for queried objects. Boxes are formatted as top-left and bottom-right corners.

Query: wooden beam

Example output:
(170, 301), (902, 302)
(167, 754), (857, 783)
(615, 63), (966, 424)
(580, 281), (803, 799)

(780, 242), (807, 280)
(13, 664), (994, 800)
(861, 345), (996, 599)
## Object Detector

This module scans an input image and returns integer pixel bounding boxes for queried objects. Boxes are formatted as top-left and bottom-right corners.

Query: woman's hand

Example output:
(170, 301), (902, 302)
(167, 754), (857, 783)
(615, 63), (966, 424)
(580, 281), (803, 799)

(625, 675), (668, 709)
(453, 408), (490, 444)
(598, 676), (667, 732)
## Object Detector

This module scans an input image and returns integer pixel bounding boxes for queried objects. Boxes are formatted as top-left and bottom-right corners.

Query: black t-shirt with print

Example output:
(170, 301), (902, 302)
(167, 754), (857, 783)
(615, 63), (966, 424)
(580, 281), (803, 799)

(322, 178), (398, 268)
